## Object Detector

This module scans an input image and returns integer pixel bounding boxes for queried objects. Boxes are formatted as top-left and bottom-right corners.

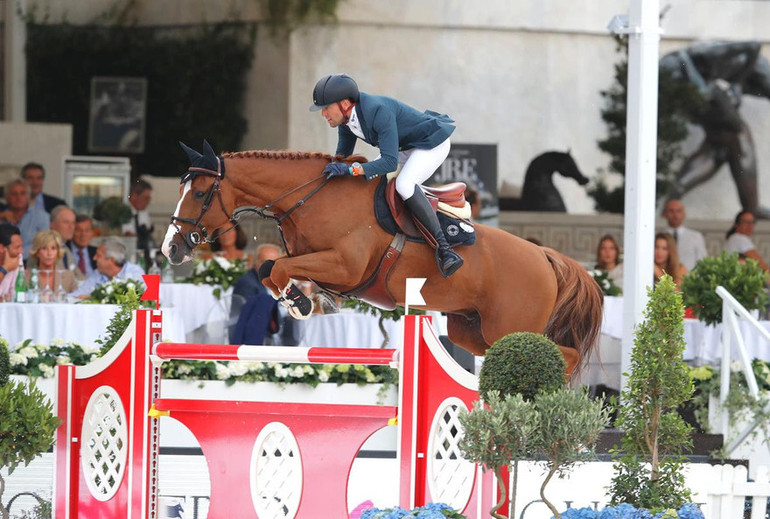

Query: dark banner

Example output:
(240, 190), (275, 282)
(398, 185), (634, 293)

(429, 143), (498, 220)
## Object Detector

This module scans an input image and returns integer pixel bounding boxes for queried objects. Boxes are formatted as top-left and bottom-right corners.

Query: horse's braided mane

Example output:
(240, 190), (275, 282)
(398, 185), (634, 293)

(221, 150), (367, 163)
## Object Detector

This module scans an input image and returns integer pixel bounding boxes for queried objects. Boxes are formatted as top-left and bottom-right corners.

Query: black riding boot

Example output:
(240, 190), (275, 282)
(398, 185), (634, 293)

(404, 186), (464, 278)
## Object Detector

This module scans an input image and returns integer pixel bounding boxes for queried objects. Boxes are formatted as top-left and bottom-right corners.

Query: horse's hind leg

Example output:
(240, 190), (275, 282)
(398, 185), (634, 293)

(446, 311), (489, 356)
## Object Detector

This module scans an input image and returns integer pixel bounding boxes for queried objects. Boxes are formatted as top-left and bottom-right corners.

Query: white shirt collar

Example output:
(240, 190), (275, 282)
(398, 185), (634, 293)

(346, 106), (365, 140)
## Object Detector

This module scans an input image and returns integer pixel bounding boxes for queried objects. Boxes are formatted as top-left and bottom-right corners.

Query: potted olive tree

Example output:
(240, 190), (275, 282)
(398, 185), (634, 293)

(0, 339), (60, 519)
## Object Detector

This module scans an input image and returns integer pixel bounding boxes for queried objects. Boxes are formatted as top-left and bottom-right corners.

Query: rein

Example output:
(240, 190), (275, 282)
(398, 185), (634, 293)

(172, 158), (331, 250)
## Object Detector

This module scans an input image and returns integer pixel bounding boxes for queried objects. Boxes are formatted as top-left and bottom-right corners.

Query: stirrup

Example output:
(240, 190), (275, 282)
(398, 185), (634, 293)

(435, 248), (463, 278)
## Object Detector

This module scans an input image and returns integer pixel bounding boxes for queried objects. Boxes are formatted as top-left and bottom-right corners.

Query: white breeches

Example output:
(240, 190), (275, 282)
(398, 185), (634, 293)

(395, 138), (451, 199)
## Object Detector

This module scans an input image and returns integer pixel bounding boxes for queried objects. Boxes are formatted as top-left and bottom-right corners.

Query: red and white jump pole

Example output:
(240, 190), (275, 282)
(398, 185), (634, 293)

(53, 310), (497, 519)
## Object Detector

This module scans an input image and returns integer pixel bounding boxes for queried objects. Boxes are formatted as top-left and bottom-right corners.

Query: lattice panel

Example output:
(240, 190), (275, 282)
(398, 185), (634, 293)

(81, 386), (128, 501)
(250, 422), (302, 518)
(428, 397), (475, 511)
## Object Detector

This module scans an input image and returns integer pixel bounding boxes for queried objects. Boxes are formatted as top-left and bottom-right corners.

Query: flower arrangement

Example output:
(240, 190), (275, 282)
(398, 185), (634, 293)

(5, 336), (397, 387)
(559, 503), (704, 518)
(81, 278), (152, 306)
(178, 256), (247, 298)
(359, 503), (465, 518)
(589, 269), (622, 296)
(7, 338), (99, 378)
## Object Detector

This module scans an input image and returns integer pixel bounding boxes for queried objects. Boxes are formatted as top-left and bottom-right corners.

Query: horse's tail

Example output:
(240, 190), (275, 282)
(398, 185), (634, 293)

(541, 247), (603, 379)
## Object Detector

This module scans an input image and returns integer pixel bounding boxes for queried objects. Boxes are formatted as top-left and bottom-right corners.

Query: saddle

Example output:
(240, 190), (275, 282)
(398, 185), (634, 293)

(385, 180), (472, 240)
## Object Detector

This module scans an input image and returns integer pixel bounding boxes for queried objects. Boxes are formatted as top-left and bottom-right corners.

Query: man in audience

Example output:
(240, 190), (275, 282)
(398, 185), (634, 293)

(662, 199), (708, 271)
(68, 214), (98, 279)
(0, 224), (24, 301)
(21, 162), (66, 214)
(1, 179), (49, 258)
(122, 179), (155, 253)
(70, 239), (145, 298)
(233, 243), (282, 301)
(49, 205), (78, 273)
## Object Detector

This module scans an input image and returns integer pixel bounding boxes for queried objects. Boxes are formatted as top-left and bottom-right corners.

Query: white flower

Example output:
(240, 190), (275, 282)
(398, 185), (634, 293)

(127, 282), (136, 291)
(56, 355), (71, 365)
(18, 346), (38, 359)
(318, 370), (329, 383)
(195, 262), (207, 274)
(290, 366), (305, 378)
(213, 256), (231, 270)
(40, 364), (55, 378)
(229, 362), (249, 377)
(215, 362), (231, 380)
(9, 353), (27, 366)
(274, 366), (290, 378)
(175, 364), (193, 375)
(105, 285), (114, 294)
(205, 276), (213, 283)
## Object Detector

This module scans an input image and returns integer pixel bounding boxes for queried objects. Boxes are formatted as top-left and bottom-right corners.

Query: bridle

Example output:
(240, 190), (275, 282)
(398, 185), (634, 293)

(169, 155), (332, 251)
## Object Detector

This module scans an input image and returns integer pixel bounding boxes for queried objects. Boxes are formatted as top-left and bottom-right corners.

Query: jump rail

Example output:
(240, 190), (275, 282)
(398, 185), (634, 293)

(54, 310), (497, 519)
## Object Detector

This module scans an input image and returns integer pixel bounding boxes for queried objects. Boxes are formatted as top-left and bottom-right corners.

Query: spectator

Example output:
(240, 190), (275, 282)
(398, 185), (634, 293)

(654, 232), (687, 287)
(0, 179), (49, 258)
(0, 224), (23, 301)
(70, 239), (145, 298)
(68, 214), (98, 280)
(26, 230), (78, 295)
(210, 226), (250, 262)
(232, 243), (282, 302)
(595, 234), (624, 286)
(724, 210), (770, 273)
(49, 206), (78, 273)
(121, 179), (155, 253)
(21, 162), (66, 214)
(662, 199), (707, 271)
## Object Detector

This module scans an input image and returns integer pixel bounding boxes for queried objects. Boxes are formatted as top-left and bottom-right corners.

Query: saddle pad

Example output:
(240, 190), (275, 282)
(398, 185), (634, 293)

(373, 177), (476, 247)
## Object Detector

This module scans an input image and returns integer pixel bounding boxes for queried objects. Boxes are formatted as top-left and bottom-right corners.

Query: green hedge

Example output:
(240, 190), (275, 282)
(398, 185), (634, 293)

(26, 22), (256, 177)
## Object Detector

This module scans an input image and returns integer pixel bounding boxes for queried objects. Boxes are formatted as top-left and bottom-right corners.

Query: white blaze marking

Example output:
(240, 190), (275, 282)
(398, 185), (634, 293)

(161, 181), (192, 261)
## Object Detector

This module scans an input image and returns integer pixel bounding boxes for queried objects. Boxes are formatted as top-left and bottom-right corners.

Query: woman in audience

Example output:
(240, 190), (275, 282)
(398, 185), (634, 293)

(724, 210), (769, 273)
(595, 234), (623, 285)
(654, 232), (687, 287)
(26, 230), (77, 297)
(209, 226), (251, 262)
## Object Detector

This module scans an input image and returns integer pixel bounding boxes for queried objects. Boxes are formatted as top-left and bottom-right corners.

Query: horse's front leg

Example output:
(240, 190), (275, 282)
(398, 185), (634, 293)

(260, 249), (368, 319)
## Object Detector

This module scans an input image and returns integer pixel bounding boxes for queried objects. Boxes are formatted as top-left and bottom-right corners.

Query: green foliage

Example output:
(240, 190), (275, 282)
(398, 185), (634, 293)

(590, 269), (622, 296)
(82, 278), (151, 306)
(94, 287), (145, 356)
(261, 0), (341, 34)
(16, 499), (51, 519)
(92, 196), (132, 229)
(0, 339), (9, 386)
(681, 251), (769, 326)
(591, 36), (700, 213)
(0, 379), (60, 474)
(609, 275), (694, 511)
(478, 332), (566, 402)
(26, 22), (255, 177)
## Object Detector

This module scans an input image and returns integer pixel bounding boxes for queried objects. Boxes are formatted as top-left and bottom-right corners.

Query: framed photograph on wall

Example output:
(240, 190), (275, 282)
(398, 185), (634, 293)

(88, 76), (147, 154)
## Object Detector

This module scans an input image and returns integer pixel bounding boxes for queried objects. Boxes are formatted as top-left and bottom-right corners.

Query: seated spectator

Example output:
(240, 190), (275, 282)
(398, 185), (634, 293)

(0, 179), (49, 258)
(210, 226), (250, 262)
(68, 214), (98, 280)
(49, 206), (78, 274)
(0, 224), (23, 301)
(21, 162), (66, 214)
(724, 210), (769, 273)
(654, 232), (687, 287)
(662, 199), (707, 271)
(229, 243), (282, 343)
(70, 239), (146, 298)
(26, 230), (77, 295)
(232, 243), (282, 302)
(595, 234), (624, 286)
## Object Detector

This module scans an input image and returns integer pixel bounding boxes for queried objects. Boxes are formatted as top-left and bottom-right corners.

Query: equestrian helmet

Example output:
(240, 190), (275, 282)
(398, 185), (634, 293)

(309, 74), (359, 111)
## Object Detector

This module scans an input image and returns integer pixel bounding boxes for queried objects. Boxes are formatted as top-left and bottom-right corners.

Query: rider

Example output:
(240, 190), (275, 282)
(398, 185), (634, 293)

(310, 73), (464, 278)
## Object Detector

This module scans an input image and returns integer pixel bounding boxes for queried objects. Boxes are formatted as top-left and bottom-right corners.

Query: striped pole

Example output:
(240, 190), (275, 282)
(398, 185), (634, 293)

(153, 343), (399, 366)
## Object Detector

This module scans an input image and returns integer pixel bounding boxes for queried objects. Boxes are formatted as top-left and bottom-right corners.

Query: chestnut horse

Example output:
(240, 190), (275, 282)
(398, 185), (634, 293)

(162, 142), (603, 377)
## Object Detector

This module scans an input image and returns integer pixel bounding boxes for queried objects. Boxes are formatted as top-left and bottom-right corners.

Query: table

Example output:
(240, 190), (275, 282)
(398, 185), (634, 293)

(0, 303), (186, 349)
(159, 283), (232, 342)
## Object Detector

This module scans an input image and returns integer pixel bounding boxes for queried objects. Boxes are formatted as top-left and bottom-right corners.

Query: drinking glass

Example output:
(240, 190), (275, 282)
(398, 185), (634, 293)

(55, 269), (68, 303)
(40, 269), (54, 303)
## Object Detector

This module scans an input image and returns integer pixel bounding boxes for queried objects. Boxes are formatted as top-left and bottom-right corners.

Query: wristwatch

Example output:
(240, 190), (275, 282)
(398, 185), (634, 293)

(350, 162), (364, 176)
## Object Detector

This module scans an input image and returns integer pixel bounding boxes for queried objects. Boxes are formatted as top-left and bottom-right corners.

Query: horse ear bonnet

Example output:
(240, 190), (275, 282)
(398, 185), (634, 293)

(179, 140), (225, 183)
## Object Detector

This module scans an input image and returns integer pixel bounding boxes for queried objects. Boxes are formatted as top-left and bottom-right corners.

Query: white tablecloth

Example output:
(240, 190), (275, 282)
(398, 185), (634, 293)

(600, 296), (770, 364)
(158, 283), (231, 337)
(0, 303), (186, 349)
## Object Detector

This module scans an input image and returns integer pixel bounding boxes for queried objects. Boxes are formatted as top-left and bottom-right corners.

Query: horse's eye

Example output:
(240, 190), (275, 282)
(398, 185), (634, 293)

(194, 190), (206, 199)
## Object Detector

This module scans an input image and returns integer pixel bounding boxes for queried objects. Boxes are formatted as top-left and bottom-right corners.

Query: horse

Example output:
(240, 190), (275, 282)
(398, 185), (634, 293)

(162, 142), (603, 378)
(506, 151), (589, 212)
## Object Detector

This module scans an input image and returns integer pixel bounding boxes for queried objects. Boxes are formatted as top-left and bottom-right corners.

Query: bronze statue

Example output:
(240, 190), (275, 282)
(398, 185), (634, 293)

(660, 41), (770, 218)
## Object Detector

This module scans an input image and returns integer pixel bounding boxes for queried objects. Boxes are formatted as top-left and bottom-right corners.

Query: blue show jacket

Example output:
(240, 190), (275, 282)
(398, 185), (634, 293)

(335, 92), (456, 180)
